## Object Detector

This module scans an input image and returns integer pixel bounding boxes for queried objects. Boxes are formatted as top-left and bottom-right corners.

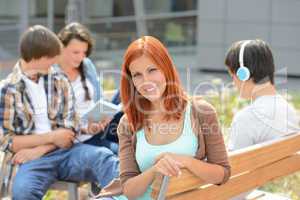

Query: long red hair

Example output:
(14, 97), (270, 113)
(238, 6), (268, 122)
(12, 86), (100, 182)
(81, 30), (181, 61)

(121, 36), (187, 132)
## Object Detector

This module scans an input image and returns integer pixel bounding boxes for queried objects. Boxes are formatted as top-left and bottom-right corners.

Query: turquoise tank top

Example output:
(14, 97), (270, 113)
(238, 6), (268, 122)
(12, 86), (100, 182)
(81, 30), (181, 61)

(113, 103), (198, 200)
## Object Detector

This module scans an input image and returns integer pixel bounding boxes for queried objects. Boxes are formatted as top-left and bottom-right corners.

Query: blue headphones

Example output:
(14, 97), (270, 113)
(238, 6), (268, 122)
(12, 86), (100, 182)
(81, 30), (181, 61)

(236, 40), (251, 81)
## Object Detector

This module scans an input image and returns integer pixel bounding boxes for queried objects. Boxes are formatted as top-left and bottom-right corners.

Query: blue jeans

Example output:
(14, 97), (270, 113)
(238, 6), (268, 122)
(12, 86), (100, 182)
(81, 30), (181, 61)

(12, 143), (119, 200)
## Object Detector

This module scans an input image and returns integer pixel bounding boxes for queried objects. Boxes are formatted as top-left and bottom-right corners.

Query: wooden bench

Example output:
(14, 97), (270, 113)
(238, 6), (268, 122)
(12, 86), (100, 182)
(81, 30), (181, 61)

(151, 132), (300, 200)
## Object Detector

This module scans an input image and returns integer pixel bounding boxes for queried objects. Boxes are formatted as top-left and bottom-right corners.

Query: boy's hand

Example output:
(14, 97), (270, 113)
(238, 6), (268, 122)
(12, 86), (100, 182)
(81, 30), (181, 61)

(12, 147), (45, 164)
(51, 129), (75, 148)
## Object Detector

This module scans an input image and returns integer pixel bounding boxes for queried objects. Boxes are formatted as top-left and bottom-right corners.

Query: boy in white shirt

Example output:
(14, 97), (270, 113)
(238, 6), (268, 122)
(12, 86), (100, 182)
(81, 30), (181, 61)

(225, 39), (299, 199)
(226, 39), (299, 151)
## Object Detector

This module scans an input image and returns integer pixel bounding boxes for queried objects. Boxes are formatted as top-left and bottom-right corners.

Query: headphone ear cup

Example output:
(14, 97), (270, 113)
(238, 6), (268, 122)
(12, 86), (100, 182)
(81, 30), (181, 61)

(236, 66), (250, 81)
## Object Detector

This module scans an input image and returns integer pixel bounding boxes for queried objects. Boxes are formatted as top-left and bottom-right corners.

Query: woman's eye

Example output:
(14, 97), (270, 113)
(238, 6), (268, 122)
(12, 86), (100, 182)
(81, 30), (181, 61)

(149, 68), (157, 72)
(132, 73), (141, 78)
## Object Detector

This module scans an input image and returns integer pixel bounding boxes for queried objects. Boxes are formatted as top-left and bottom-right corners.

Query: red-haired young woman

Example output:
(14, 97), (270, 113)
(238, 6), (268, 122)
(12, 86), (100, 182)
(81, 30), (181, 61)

(98, 36), (230, 200)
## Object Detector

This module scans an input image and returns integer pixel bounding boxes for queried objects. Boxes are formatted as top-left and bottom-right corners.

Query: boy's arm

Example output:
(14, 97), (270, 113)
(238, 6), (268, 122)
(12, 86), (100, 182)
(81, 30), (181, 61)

(12, 75), (80, 152)
(11, 133), (55, 152)
(0, 88), (75, 153)
(12, 143), (57, 164)
(0, 85), (15, 153)
(11, 129), (75, 153)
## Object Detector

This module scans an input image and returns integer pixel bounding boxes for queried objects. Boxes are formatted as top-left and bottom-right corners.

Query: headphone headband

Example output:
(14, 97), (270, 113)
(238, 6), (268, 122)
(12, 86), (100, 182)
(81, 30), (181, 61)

(239, 40), (251, 67)
(236, 40), (252, 81)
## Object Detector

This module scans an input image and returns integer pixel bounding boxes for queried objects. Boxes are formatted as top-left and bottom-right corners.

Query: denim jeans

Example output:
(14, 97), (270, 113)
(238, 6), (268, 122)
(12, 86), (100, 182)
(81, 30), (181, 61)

(12, 143), (119, 200)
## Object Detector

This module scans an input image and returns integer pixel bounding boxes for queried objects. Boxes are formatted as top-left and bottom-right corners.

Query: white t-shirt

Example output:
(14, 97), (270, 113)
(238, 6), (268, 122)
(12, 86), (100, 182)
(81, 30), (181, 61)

(71, 76), (95, 142)
(229, 95), (299, 151)
(23, 76), (52, 134)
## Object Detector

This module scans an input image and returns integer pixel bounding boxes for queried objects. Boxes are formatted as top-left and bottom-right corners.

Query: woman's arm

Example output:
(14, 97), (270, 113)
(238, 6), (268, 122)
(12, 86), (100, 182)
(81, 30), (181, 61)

(192, 98), (231, 184)
(83, 58), (103, 101)
(122, 167), (156, 199)
(117, 116), (142, 197)
(155, 152), (224, 184)
(179, 155), (225, 184)
(123, 154), (186, 199)
(123, 153), (186, 199)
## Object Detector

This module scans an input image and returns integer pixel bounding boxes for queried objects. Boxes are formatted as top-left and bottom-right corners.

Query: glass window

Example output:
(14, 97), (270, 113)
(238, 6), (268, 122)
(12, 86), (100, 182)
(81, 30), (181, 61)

(146, 17), (197, 47)
(85, 0), (136, 51)
(87, 0), (134, 18)
(144, 0), (197, 14)
(113, 0), (134, 17)
(88, 22), (137, 51)
(29, 0), (67, 33)
(0, 0), (21, 20)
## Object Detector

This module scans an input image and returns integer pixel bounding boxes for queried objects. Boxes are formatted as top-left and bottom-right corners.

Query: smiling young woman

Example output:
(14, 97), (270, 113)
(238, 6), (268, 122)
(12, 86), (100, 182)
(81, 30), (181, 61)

(97, 36), (231, 200)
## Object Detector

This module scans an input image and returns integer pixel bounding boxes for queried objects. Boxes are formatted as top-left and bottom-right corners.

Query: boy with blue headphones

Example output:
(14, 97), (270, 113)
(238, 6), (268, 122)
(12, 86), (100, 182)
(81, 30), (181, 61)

(225, 39), (299, 151)
(225, 39), (299, 199)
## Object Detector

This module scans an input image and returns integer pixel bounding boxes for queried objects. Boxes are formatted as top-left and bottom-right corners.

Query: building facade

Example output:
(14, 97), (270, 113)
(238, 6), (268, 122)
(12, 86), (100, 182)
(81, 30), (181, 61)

(0, 0), (299, 76)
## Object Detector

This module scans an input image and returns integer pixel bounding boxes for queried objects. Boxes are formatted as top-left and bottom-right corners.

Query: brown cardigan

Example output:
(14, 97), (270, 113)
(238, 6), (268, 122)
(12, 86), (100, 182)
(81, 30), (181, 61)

(98, 98), (231, 197)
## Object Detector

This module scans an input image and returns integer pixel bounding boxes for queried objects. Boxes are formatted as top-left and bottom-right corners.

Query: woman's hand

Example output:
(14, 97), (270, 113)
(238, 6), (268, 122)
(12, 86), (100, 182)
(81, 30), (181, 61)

(153, 152), (185, 177)
(86, 117), (112, 135)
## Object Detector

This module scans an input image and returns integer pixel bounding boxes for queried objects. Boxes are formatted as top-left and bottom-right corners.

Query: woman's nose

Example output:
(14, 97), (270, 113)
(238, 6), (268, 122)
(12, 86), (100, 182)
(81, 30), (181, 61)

(143, 73), (152, 82)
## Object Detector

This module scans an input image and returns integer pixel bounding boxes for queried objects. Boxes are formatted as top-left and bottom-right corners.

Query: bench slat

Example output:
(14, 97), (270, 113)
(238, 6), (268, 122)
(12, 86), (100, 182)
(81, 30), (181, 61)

(151, 132), (300, 199)
(229, 132), (300, 176)
(169, 154), (300, 200)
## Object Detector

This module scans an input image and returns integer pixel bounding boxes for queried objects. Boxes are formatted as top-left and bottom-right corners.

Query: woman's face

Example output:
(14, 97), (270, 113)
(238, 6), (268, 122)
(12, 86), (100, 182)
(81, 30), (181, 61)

(129, 55), (167, 103)
(61, 39), (88, 68)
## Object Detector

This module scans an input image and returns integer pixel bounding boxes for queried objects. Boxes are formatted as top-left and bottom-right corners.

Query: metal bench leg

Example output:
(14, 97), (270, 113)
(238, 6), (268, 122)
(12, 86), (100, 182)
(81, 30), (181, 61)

(68, 183), (79, 200)
(157, 176), (170, 200)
